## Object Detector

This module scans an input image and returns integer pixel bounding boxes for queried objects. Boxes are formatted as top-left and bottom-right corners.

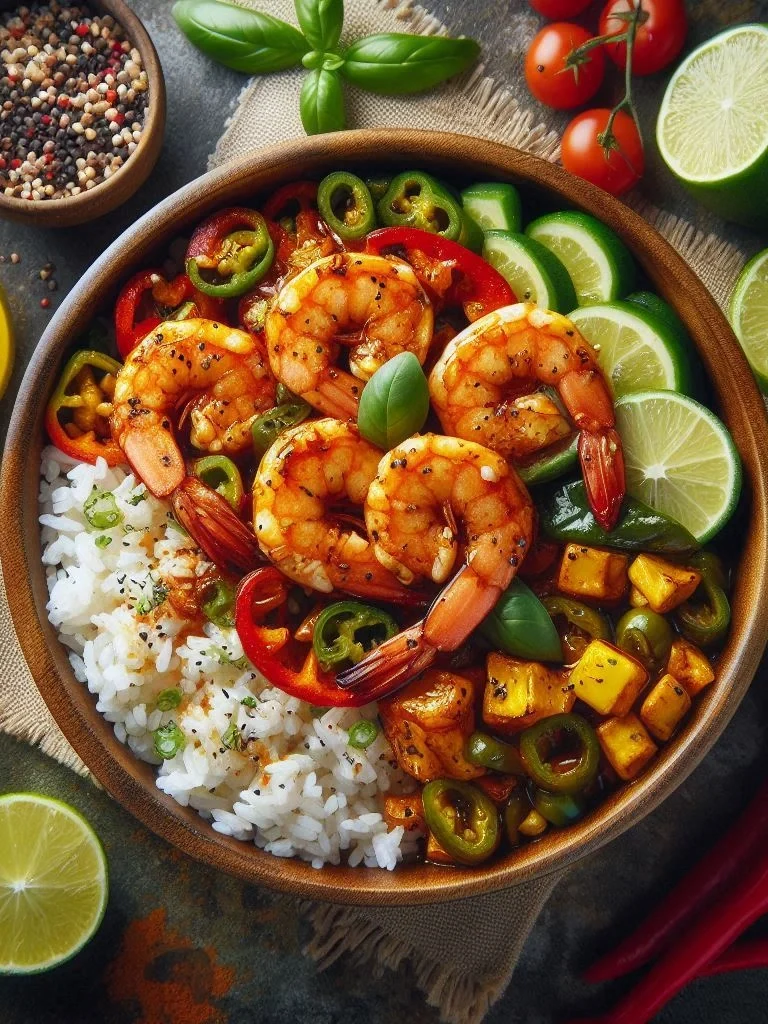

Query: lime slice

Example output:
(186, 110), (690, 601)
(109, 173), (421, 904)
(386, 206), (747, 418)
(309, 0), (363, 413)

(656, 24), (768, 225)
(0, 793), (108, 974)
(568, 301), (693, 398)
(461, 182), (522, 232)
(518, 435), (578, 487)
(0, 283), (14, 400)
(525, 211), (635, 306)
(729, 247), (768, 392)
(483, 231), (577, 313)
(615, 391), (741, 543)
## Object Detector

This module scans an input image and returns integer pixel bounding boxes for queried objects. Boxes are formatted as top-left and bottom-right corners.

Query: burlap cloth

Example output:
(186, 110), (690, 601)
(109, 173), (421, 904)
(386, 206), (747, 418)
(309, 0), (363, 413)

(0, 1), (754, 1022)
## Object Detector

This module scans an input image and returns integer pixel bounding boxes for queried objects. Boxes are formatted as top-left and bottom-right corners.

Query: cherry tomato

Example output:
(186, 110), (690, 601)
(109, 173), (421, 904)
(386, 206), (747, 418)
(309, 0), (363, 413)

(599, 0), (687, 76)
(525, 23), (605, 110)
(561, 108), (645, 196)
(529, 0), (592, 16)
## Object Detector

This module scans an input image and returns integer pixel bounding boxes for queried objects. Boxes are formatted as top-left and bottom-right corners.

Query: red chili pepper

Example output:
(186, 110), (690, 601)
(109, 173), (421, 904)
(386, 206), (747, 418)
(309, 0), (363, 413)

(235, 568), (373, 708)
(584, 777), (768, 983)
(365, 227), (516, 321)
(261, 180), (318, 221)
(699, 937), (768, 978)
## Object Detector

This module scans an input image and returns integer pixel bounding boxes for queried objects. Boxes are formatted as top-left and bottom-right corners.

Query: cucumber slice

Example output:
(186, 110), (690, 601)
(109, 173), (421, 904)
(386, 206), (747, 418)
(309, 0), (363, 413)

(483, 231), (577, 313)
(461, 182), (522, 232)
(525, 211), (636, 306)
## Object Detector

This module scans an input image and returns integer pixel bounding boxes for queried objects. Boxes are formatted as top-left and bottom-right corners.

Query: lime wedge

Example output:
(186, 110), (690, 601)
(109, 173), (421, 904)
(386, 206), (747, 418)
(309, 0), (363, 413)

(483, 231), (577, 313)
(615, 391), (741, 543)
(568, 301), (693, 398)
(657, 24), (768, 225)
(729, 247), (768, 392)
(525, 211), (635, 306)
(0, 793), (108, 974)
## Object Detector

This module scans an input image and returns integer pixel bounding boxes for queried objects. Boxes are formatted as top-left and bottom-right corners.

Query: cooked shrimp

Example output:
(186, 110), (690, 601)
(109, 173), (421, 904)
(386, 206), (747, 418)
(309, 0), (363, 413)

(337, 434), (535, 698)
(252, 418), (422, 604)
(429, 302), (625, 529)
(110, 318), (277, 497)
(265, 252), (433, 419)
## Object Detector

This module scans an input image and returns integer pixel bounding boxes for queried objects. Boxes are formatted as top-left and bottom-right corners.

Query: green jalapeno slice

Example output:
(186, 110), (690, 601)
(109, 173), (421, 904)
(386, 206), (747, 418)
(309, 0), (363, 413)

(530, 787), (586, 827)
(504, 791), (529, 848)
(251, 401), (312, 457)
(313, 601), (399, 672)
(422, 779), (501, 865)
(191, 455), (244, 513)
(519, 713), (600, 795)
(676, 551), (731, 648)
(615, 608), (674, 673)
(186, 208), (275, 299)
(201, 579), (236, 629)
(317, 171), (377, 241)
(465, 731), (525, 775)
(542, 596), (612, 664)
(378, 171), (465, 241)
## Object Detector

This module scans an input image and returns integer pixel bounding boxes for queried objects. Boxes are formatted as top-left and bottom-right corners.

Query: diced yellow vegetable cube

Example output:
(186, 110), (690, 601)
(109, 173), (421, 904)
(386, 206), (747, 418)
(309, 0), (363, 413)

(640, 674), (692, 741)
(630, 585), (649, 608)
(597, 714), (659, 781)
(628, 554), (701, 613)
(383, 794), (426, 833)
(667, 638), (716, 697)
(484, 652), (575, 734)
(568, 640), (648, 716)
(519, 809), (548, 836)
(556, 543), (629, 602)
(426, 830), (456, 864)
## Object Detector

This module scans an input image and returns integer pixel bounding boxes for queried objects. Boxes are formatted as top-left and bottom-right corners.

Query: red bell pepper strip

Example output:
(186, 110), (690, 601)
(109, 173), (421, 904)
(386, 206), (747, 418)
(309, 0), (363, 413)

(235, 568), (374, 708)
(261, 180), (318, 221)
(44, 349), (124, 466)
(365, 226), (516, 321)
(699, 937), (768, 978)
(584, 777), (768, 983)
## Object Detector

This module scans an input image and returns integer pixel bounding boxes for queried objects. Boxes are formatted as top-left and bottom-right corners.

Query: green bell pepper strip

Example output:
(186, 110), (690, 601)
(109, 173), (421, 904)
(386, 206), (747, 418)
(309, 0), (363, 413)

(186, 207), (275, 299)
(317, 171), (377, 241)
(191, 455), (244, 513)
(466, 732), (525, 775)
(676, 551), (731, 648)
(251, 401), (312, 457)
(615, 608), (674, 674)
(422, 779), (501, 866)
(378, 171), (465, 242)
(519, 713), (600, 796)
(313, 601), (399, 671)
(539, 480), (700, 554)
(504, 791), (529, 847)
(201, 579), (236, 629)
(542, 596), (612, 664)
(531, 787), (586, 827)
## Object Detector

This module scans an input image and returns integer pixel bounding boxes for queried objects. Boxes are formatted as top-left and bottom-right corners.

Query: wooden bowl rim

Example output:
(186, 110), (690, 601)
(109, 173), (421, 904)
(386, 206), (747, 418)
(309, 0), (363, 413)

(3, 128), (768, 906)
(0, 0), (166, 228)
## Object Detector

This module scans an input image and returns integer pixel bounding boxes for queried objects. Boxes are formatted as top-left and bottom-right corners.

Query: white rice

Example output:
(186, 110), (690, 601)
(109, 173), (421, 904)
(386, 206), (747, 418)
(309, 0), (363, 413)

(39, 447), (421, 869)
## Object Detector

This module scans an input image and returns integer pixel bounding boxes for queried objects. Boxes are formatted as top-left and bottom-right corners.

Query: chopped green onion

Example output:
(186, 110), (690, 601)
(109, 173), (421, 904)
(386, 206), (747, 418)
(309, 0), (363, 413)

(135, 578), (169, 616)
(201, 580), (236, 628)
(83, 488), (123, 529)
(222, 720), (244, 751)
(203, 644), (247, 670)
(241, 695), (259, 708)
(128, 491), (147, 506)
(347, 719), (379, 750)
(95, 535), (112, 549)
(156, 688), (182, 711)
(153, 721), (185, 760)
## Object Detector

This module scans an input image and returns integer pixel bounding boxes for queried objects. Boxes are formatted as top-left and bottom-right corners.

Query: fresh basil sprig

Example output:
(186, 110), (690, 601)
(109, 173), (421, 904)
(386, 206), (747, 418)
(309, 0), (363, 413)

(172, 0), (480, 135)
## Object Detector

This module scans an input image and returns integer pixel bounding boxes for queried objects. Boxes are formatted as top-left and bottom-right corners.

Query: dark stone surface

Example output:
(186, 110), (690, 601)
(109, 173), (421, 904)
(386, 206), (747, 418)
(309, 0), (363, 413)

(2, 1), (768, 1022)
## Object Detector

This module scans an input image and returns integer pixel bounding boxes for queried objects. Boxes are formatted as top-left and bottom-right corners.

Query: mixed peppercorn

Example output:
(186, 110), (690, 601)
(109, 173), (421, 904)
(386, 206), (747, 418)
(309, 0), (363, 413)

(0, 2), (148, 201)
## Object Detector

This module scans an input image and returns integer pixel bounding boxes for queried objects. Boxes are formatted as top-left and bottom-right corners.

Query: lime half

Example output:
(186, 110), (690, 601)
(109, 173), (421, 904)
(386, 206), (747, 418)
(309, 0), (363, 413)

(657, 24), (768, 224)
(0, 793), (108, 974)
(568, 301), (693, 398)
(729, 247), (768, 393)
(483, 231), (577, 313)
(525, 211), (635, 306)
(615, 391), (741, 543)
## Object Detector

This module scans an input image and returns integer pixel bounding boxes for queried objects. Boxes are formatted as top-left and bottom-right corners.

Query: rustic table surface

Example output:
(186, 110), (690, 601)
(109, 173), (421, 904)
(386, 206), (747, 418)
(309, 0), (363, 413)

(2, 1), (768, 1022)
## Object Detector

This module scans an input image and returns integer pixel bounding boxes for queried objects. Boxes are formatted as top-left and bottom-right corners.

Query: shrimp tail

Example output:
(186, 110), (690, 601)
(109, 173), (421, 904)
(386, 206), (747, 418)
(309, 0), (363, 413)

(122, 426), (185, 498)
(336, 621), (436, 701)
(579, 427), (625, 532)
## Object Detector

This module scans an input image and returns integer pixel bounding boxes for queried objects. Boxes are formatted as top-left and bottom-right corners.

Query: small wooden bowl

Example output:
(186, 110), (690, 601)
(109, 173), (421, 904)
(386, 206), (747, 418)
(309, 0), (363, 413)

(0, 0), (165, 228)
(2, 130), (768, 906)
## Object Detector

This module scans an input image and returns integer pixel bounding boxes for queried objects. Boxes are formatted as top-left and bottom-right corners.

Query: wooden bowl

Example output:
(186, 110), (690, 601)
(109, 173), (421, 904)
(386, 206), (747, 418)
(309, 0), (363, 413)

(2, 130), (768, 906)
(0, 0), (165, 228)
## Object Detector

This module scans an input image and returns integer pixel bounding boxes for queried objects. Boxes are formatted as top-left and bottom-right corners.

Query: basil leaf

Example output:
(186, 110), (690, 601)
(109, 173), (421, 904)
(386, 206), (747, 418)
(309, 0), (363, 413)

(480, 579), (563, 663)
(299, 68), (346, 135)
(340, 34), (480, 95)
(172, 0), (309, 74)
(294, 0), (344, 52)
(357, 352), (430, 450)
